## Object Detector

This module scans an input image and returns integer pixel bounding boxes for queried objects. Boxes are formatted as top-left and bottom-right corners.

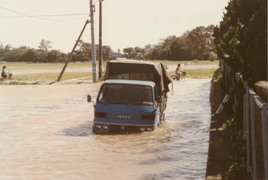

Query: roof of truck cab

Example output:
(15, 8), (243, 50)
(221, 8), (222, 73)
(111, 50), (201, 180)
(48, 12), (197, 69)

(103, 79), (156, 87)
(108, 59), (158, 65)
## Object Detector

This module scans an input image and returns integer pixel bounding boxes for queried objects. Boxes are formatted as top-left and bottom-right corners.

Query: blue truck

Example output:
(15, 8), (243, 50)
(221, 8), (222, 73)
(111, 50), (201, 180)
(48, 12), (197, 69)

(87, 60), (172, 133)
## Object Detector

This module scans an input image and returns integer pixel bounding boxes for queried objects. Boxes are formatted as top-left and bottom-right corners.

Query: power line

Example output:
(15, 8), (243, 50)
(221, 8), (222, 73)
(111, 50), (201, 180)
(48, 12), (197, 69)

(0, 5), (89, 21)
(0, 13), (89, 18)
(0, 6), (28, 16)
(0, 5), (48, 20)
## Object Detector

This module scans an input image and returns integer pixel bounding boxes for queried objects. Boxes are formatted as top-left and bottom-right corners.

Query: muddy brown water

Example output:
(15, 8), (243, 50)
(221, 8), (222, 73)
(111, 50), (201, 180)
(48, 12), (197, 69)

(0, 79), (211, 179)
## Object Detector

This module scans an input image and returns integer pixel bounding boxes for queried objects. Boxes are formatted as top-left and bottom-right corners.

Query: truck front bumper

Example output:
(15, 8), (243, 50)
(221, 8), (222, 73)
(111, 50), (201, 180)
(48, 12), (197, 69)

(93, 122), (155, 133)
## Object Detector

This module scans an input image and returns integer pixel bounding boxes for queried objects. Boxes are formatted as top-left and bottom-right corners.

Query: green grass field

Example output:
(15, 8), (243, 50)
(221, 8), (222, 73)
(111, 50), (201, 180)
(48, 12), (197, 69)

(0, 61), (92, 70)
(0, 60), (219, 85)
(16, 72), (92, 81)
(1, 60), (218, 70)
(155, 59), (219, 66)
(169, 69), (217, 79)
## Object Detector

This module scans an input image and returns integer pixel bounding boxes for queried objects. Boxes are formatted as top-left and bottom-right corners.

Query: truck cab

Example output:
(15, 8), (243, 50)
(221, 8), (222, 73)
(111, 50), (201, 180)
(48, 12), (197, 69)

(90, 79), (160, 133)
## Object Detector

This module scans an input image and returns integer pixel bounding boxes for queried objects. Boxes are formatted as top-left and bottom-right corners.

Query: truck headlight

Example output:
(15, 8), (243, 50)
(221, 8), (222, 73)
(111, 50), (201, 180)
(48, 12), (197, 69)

(146, 127), (153, 131)
(102, 124), (109, 129)
(95, 124), (102, 129)
(140, 127), (146, 131)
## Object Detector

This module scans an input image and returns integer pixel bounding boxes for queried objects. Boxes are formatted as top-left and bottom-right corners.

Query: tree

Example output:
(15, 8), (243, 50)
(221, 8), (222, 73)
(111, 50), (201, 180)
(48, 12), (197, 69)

(148, 25), (216, 60)
(46, 50), (65, 63)
(38, 39), (52, 52)
(102, 45), (112, 60)
(0, 43), (4, 58)
(123, 47), (135, 59)
(143, 44), (153, 60)
(179, 26), (216, 60)
(72, 40), (91, 61)
(214, 0), (267, 85)
(0, 43), (12, 60)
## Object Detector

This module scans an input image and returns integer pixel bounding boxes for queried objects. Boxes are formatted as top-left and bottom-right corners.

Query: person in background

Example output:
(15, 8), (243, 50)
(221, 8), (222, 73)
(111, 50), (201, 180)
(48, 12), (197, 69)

(1, 65), (12, 79)
(175, 64), (187, 80)
(175, 64), (183, 77)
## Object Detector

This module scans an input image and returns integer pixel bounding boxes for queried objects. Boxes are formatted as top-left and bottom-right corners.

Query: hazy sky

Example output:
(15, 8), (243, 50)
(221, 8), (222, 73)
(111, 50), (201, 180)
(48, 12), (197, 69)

(0, 0), (229, 52)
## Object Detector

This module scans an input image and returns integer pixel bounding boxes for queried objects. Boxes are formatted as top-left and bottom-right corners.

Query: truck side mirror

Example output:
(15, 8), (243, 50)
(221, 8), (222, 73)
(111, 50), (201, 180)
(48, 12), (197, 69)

(87, 95), (92, 102)
(87, 95), (95, 107)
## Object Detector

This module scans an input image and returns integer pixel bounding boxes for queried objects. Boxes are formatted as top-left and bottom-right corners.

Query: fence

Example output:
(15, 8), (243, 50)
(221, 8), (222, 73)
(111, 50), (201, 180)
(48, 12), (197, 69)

(241, 74), (268, 180)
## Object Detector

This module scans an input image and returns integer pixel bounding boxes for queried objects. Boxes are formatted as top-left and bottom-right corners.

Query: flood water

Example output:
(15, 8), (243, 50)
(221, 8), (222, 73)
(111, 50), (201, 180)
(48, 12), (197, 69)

(0, 79), (211, 180)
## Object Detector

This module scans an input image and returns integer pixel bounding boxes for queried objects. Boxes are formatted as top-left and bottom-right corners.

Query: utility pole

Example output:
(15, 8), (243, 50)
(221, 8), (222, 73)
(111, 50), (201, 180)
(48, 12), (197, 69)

(99, 0), (103, 79)
(57, 20), (89, 82)
(89, 0), (97, 83)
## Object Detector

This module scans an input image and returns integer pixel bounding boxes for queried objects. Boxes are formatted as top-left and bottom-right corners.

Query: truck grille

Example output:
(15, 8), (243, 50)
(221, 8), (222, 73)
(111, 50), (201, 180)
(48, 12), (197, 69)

(109, 125), (139, 131)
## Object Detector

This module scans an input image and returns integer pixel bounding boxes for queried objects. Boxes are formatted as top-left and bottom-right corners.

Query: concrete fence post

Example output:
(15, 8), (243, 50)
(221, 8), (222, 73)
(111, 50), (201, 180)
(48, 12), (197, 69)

(245, 85), (250, 171)
(249, 89), (257, 179)
(261, 103), (268, 180)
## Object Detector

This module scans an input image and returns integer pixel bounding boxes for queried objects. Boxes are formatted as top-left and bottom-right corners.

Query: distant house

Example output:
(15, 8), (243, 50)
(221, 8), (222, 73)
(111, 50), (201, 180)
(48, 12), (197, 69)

(134, 52), (143, 60)
(109, 52), (123, 60)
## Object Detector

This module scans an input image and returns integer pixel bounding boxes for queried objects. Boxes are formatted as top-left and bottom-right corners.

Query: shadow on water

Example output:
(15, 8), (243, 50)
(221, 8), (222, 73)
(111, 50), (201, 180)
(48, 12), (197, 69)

(59, 122), (93, 136)
(142, 169), (205, 180)
(59, 123), (152, 136)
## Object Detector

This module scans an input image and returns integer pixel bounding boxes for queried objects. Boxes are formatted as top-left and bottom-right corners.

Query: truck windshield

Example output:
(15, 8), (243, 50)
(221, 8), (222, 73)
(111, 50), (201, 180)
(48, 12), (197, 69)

(98, 84), (154, 105)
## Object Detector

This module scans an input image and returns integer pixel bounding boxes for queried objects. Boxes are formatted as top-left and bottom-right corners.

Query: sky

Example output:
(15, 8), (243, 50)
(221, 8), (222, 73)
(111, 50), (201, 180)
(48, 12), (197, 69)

(0, 0), (229, 53)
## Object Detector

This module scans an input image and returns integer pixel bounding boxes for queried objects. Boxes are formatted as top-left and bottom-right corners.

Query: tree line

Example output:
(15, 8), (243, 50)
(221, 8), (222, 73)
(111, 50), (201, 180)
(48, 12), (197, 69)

(0, 24), (218, 63)
(215, 0), (267, 87)
(0, 39), (112, 63)
(122, 25), (217, 61)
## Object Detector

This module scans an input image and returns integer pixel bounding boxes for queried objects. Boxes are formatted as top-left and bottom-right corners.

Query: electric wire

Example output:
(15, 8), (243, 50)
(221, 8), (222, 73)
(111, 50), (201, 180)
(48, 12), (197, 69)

(0, 5), (89, 21)
(0, 13), (89, 18)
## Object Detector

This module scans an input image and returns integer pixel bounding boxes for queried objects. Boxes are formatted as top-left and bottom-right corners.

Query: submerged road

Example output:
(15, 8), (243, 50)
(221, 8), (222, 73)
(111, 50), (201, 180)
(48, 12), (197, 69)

(0, 79), (211, 179)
